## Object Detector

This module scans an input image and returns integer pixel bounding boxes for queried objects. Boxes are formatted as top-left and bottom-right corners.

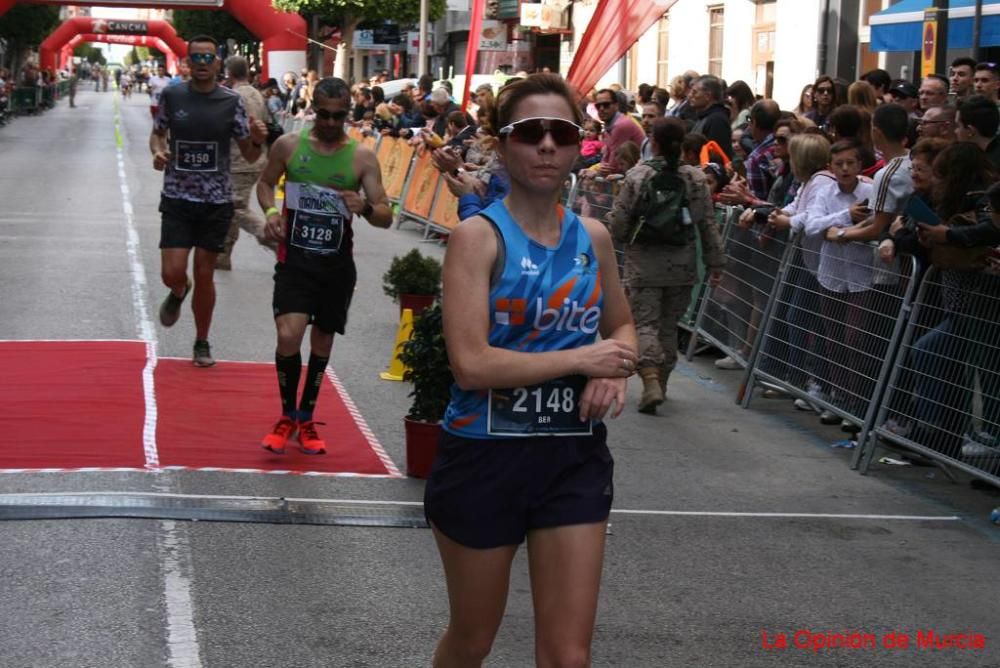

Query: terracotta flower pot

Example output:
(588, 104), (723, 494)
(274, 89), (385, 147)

(399, 293), (435, 318)
(404, 416), (441, 479)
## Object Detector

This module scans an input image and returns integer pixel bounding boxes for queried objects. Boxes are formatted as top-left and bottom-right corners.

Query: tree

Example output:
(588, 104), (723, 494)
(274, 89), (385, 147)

(0, 4), (60, 74)
(74, 43), (107, 66)
(270, 0), (445, 80)
(172, 10), (261, 71)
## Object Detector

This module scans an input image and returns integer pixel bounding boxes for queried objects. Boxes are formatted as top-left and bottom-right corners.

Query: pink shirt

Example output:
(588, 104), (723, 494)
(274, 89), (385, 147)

(601, 113), (646, 174)
(581, 138), (603, 158)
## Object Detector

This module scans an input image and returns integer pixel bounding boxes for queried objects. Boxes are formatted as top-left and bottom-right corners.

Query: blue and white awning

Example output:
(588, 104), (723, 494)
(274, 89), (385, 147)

(870, 0), (1000, 52)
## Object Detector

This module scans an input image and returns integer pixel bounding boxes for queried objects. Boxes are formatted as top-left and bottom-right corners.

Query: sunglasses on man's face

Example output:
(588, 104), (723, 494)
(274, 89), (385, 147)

(815, 87), (834, 95)
(189, 52), (217, 66)
(594, 101), (615, 109)
(774, 135), (790, 144)
(314, 108), (349, 122)
(498, 117), (583, 146)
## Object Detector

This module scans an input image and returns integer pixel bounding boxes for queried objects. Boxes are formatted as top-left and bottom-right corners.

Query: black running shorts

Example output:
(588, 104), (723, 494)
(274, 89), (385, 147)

(272, 259), (357, 335)
(159, 195), (234, 253)
(423, 423), (614, 549)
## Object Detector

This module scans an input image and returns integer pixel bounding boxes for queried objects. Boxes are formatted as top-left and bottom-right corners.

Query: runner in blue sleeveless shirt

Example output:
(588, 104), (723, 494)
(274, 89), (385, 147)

(424, 74), (638, 667)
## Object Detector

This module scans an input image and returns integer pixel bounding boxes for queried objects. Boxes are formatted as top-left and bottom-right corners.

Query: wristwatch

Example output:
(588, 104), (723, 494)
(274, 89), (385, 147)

(361, 202), (374, 218)
(836, 229), (847, 241)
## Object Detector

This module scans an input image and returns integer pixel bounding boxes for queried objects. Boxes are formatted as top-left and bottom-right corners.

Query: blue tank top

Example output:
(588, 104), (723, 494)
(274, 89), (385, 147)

(443, 200), (604, 439)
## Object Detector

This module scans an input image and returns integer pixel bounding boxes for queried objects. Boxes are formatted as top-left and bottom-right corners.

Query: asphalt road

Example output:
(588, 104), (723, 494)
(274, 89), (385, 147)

(0, 87), (998, 668)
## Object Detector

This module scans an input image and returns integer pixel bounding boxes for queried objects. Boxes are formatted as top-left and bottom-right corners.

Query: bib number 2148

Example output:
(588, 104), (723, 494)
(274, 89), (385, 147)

(488, 375), (592, 436)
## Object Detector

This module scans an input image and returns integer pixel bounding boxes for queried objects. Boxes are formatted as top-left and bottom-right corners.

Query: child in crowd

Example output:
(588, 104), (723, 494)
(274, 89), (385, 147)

(578, 119), (604, 169)
(614, 141), (641, 174)
(703, 162), (730, 201)
(807, 140), (877, 430)
(682, 133), (707, 167)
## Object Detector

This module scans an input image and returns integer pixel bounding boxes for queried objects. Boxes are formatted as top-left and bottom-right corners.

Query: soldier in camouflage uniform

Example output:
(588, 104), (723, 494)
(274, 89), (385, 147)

(607, 117), (726, 413)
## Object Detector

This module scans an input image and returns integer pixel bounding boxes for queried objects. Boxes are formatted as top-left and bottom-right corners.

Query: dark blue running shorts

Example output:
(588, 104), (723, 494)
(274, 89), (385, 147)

(423, 423), (613, 549)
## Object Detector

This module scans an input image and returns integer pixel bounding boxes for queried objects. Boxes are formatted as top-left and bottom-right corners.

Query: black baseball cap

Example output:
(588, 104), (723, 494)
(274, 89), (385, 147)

(889, 80), (918, 99)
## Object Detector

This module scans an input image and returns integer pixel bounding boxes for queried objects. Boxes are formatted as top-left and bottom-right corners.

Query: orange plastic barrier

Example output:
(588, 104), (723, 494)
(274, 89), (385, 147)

(347, 126), (365, 142)
(384, 141), (416, 201)
(401, 150), (439, 221)
(429, 179), (461, 231)
(377, 136), (398, 180)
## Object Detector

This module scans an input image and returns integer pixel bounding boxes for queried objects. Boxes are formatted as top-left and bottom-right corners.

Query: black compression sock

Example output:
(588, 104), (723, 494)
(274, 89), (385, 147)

(298, 353), (329, 421)
(275, 351), (302, 419)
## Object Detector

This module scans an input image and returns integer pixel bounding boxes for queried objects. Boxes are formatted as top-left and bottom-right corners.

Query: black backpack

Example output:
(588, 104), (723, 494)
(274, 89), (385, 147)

(630, 158), (693, 246)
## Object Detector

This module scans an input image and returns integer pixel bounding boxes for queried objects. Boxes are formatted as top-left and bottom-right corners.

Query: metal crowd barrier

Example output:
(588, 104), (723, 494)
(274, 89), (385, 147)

(742, 233), (919, 442)
(11, 87), (42, 115)
(560, 172), (579, 211)
(397, 149), (440, 234)
(685, 207), (793, 369)
(567, 175), (624, 272)
(567, 175), (619, 221)
(680, 204), (729, 337)
(858, 267), (1000, 484)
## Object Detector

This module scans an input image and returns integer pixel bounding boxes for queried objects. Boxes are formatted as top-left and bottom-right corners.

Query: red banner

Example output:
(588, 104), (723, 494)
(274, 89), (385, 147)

(461, 0), (487, 113)
(567, 0), (678, 95)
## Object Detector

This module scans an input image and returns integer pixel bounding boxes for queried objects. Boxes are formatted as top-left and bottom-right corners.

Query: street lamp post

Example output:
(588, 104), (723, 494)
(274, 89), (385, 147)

(418, 0), (428, 77)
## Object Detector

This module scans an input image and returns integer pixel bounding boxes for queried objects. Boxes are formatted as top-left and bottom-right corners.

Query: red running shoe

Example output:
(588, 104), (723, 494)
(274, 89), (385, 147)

(297, 420), (327, 455)
(262, 417), (297, 454)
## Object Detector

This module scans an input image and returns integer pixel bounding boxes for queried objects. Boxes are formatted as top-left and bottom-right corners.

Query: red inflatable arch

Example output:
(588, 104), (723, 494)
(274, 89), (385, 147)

(61, 34), (181, 73)
(0, 0), (305, 80)
(39, 17), (186, 74)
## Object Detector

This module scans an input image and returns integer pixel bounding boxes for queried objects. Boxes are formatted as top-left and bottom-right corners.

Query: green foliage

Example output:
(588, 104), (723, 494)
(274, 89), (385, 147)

(398, 304), (453, 423)
(74, 44), (107, 66)
(271, 0), (446, 26)
(171, 10), (258, 46)
(0, 4), (60, 51)
(382, 248), (442, 302)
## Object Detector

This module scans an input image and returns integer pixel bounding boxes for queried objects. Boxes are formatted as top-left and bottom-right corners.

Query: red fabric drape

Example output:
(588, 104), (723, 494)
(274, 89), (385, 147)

(567, 0), (678, 95)
(461, 0), (487, 113)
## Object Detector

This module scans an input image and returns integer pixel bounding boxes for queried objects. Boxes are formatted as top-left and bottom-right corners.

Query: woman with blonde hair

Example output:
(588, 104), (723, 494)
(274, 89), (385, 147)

(763, 133), (838, 409)
(847, 80), (879, 113)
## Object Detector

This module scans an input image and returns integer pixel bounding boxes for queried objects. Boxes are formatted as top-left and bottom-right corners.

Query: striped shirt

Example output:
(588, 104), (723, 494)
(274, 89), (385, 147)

(871, 155), (913, 215)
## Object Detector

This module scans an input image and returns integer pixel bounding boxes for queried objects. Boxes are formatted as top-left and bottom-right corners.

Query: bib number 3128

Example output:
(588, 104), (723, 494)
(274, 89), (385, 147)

(488, 375), (592, 436)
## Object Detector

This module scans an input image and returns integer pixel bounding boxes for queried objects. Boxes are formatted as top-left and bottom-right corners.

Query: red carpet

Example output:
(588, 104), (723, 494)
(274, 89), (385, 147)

(0, 341), (399, 477)
(0, 340), (149, 469)
(154, 358), (397, 475)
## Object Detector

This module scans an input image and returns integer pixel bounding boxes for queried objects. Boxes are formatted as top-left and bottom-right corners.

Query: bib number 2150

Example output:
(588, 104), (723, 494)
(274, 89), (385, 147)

(488, 375), (592, 436)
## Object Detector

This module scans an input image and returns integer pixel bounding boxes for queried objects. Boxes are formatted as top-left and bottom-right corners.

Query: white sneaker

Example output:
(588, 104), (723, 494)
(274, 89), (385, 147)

(794, 383), (826, 414)
(714, 355), (742, 370)
(882, 418), (912, 438)
(961, 439), (1000, 460)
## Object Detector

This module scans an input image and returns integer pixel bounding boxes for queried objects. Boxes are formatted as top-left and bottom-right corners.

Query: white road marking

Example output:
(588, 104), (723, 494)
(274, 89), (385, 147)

(159, 520), (204, 668)
(113, 101), (158, 468)
(114, 96), (201, 668)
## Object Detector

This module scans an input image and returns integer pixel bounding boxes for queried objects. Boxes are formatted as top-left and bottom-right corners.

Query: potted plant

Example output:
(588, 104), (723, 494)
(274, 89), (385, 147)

(397, 303), (453, 478)
(382, 248), (442, 317)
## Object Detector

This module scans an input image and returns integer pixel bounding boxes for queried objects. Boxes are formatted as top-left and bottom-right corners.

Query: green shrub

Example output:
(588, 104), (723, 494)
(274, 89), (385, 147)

(398, 304), (453, 422)
(382, 248), (442, 302)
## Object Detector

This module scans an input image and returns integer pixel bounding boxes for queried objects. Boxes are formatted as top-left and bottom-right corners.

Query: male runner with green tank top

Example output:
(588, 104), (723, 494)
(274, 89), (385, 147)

(256, 77), (392, 454)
